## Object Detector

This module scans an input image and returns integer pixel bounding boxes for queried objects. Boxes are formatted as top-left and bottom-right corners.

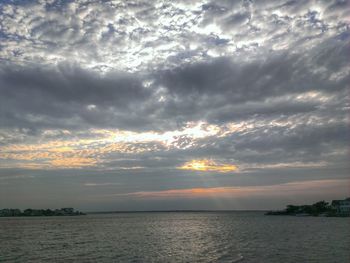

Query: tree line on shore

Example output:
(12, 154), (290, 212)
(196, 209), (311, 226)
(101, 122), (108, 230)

(265, 199), (349, 217)
(0, 207), (85, 217)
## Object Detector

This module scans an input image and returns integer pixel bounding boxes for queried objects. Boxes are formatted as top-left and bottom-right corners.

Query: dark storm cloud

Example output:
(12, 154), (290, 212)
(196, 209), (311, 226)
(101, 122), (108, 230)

(158, 41), (348, 98)
(196, 118), (349, 166)
(2, 35), (347, 132)
(155, 37), (349, 123)
(0, 64), (147, 104)
(0, 63), (154, 130)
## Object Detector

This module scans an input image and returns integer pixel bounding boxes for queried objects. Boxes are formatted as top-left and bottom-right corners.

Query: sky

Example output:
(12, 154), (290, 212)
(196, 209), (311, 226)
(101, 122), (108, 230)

(0, 0), (349, 211)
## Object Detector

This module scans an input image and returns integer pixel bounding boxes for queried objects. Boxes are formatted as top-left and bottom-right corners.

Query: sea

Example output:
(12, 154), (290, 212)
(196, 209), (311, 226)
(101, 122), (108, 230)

(0, 211), (349, 262)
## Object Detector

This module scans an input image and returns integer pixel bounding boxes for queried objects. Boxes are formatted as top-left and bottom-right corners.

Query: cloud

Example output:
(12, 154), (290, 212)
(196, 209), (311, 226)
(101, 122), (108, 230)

(110, 179), (349, 199)
(84, 182), (121, 187)
(0, 0), (348, 71)
(0, 0), (349, 209)
(49, 157), (97, 168)
(0, 63), (153, 130)
(1, 43), (348, 135)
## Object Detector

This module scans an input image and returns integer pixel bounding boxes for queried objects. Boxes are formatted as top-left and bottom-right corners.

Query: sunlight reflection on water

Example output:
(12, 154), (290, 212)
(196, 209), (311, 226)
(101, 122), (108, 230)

(0, 212), (349, 263)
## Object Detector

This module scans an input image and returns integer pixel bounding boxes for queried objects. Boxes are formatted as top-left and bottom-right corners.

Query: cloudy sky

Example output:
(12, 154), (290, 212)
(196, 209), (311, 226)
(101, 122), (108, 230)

(0, 0), (349, 211)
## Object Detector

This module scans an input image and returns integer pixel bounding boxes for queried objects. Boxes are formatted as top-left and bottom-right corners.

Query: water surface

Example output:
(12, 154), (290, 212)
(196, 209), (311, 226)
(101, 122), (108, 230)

(0, 212), (349, 262)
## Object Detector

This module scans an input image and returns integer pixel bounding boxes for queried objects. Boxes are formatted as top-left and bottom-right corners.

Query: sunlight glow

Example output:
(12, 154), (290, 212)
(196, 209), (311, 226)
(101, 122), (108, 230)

(112, 121), (221, 147)
(112, 179), (348, 199)
(0, 121), (224, 169)
(179, 159), (238, 173)
(50, 157), (97, 168)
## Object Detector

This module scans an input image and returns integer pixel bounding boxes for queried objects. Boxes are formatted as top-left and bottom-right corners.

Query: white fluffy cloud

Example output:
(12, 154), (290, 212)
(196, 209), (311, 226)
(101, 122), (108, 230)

(0, 0), (348, 72)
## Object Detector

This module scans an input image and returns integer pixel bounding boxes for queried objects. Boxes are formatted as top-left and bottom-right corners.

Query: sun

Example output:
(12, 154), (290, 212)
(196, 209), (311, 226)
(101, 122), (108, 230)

(178, 159), (238, 173)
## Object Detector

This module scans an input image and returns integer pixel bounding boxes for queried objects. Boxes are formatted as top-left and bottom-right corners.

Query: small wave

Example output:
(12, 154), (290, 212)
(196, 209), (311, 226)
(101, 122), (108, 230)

(217, 253), (244, 263)
(232, 254), (244, 262)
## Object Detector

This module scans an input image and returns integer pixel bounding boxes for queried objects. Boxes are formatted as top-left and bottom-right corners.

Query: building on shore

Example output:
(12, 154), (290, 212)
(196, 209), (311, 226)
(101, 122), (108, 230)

(331, 198), (350, 216)
(0, 209), (21, 217)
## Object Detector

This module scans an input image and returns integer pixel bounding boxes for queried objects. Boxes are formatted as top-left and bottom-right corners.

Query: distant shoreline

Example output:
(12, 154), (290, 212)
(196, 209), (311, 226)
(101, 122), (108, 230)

(1, 209), (273, 217)
(0, 208), (85, 217)
(2, 204), (349, 217)
(86, 210), (267, 214)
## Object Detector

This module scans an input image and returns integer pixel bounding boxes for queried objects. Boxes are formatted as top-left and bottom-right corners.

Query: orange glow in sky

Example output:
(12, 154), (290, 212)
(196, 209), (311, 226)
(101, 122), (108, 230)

(178, 159), (238, 173)
(112, 179), (348, 199)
